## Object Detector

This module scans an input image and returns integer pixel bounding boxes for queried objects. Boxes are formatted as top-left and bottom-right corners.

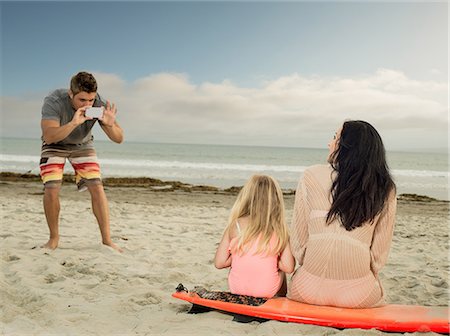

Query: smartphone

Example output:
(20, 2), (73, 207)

(85, 107), (104, 119)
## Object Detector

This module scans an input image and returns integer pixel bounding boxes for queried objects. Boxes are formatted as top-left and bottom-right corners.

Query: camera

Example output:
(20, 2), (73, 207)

(85, 107), (104, 119)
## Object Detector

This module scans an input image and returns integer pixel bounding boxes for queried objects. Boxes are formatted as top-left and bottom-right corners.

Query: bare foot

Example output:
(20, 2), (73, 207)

(41, 238), (59, 250)
(103, 241), (123, 253)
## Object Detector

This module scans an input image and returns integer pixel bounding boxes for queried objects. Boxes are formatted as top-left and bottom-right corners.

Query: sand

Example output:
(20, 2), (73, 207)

(0, 180), (448, 335)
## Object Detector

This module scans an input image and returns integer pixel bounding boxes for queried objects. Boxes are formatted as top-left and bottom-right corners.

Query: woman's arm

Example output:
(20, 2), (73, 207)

(370, 190), (397, 275)
(278, 241), (295, 273)
(214, 228), (232, 269)
(290, 176), (309, 266)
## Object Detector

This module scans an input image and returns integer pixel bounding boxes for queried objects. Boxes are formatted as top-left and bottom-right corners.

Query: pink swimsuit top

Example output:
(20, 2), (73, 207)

(228, 221), (282, 298)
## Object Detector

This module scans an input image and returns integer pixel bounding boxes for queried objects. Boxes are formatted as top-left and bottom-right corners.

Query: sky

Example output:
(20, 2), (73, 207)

(1, 1), (448, 151)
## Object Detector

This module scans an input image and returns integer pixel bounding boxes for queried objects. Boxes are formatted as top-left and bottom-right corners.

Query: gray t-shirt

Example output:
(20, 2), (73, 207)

(41, 89), (106, 146)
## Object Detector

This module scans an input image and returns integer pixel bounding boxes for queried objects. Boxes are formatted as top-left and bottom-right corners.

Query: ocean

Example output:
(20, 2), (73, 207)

(1, 137), (448, 200)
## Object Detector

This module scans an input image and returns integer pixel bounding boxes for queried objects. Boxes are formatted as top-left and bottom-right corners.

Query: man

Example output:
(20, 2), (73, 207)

(40, 71), (123, 252)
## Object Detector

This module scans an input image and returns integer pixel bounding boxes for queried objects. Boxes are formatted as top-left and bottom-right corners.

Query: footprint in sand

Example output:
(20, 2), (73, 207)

(44, 274), (65, 284)
(130, 292), (161, 306)
(4, 254), (20, 262)
(431, 278), (448, 288)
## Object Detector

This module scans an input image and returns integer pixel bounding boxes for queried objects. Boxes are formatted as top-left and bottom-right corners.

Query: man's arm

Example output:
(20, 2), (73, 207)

(99, 101), (124, 144)
(41, 107), (89, 144)
(100, 121), (124, 144)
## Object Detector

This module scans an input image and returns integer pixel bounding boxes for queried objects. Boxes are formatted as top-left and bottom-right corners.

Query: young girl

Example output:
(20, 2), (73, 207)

(214, 175), (295, 298)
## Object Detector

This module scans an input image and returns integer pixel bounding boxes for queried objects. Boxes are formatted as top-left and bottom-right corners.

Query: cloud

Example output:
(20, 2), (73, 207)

(1, 69), (447, 151)
(0, 95), (43, 140)
(430, 68), (442, 76)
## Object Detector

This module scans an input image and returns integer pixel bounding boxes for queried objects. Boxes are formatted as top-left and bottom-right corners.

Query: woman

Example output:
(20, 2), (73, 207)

(288, 120), (397, 308)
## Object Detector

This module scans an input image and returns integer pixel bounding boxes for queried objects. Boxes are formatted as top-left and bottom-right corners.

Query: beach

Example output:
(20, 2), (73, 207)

(0, 177), (448, 335)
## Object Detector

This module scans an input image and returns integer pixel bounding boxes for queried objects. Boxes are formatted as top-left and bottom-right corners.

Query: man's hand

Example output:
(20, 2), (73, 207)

(71, 106), (91, 126)
(101, 101), (117, 127)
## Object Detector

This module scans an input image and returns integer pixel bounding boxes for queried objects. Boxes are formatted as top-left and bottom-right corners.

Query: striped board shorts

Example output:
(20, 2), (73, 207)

(40, 144), (102, 191)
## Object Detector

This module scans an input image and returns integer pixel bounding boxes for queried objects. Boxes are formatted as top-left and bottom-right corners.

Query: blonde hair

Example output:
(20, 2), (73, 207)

(227, 175), (288, 255)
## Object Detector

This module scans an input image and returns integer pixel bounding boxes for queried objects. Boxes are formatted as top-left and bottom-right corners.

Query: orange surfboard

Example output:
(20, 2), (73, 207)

(172, 290), (449, 334)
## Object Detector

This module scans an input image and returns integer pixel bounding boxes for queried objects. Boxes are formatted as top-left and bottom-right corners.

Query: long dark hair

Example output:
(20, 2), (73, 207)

(327, 120), (395, 231)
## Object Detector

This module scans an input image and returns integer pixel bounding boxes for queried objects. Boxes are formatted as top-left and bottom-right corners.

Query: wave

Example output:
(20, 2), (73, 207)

(1, 154), (448, 178)
(100, 158), (309, 173)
